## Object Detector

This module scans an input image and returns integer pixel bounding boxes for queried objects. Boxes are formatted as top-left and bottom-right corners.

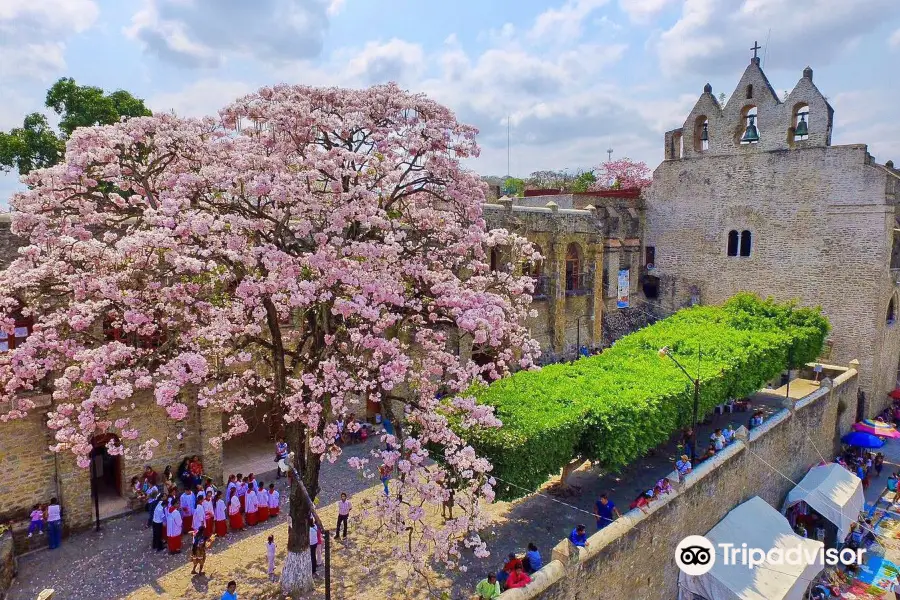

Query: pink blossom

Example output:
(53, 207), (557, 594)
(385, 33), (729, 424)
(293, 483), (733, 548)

(0, 82), (540, 575)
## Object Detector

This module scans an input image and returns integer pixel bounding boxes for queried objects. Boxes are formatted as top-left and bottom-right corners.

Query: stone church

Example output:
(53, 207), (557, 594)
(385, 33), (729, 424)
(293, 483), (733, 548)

(645, 52), (900, 413)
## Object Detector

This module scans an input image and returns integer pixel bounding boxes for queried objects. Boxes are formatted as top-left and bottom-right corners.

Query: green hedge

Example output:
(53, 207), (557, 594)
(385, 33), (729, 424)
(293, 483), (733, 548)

(465, 294), (829, 501)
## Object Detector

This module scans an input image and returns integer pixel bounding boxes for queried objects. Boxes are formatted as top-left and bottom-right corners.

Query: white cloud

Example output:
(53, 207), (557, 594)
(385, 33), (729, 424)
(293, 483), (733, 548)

(344, 39), (426, 86)
(831, 91), (900, 165)
(0, 0), (99, 81)
(528, 0), (610, 43)
(890, 28), (900, 48)
(327, 0), (346, 16)
(126, 0), (331, 68)
(657, 0), (895, 77)
(148, 79), (255, 118)
(618, 0), (674, 23)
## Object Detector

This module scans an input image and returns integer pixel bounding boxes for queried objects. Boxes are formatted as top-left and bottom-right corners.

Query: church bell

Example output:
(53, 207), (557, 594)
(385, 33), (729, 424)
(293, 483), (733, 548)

(700, 121), (709, 142)
(794, 113), (808, 137)
(741, 114), (759, 143)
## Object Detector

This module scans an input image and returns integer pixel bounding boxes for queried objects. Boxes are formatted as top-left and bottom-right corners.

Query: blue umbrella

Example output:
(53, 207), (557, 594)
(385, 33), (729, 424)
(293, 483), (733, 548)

(841, 431), (885, 448)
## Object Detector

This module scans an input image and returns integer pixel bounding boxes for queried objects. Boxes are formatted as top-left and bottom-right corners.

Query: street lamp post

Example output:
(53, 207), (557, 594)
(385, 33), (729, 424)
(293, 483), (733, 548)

(659, 345), (701, 462)
(278, 453), (331, 600)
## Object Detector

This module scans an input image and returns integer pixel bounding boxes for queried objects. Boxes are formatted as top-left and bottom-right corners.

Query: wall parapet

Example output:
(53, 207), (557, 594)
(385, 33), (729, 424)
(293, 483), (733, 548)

(496, 368), (857, 600)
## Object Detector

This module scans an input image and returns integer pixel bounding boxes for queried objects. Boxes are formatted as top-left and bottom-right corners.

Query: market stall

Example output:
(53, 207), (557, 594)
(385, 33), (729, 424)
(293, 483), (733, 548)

(678, 496), (825, 600)
(783, 463), (865, 542)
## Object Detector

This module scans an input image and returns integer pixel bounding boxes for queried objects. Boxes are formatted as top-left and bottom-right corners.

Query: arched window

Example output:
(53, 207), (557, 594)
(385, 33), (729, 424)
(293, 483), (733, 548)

(727, 230), (739, 257)
(889, 297), (896, 326)
(739, 230), (752, 257)
(490, 247), (501, 272)
(792, 103), (809, 141)
(565, 243), (582, 292)
(739, 106), (759, 144)
(694, 116), (709, 152)
(746, 84), (753, 99)
(672, 131), (683, 159)
(523, 244), (543, 278)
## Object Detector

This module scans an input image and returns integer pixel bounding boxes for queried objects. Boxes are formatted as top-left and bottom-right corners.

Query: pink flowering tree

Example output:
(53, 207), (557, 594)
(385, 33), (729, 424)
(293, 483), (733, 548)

(0, 83), (540, 594)
(588, 157), (652, 191)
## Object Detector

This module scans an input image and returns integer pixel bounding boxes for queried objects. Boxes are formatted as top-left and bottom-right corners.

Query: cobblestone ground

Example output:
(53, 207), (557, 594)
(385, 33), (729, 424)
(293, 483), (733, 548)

(7, 440), (378, 600)
(8, 394), (786, 600)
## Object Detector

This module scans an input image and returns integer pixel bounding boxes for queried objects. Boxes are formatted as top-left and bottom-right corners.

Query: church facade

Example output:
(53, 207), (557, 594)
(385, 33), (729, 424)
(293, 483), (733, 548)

(645, 54), (900, 411)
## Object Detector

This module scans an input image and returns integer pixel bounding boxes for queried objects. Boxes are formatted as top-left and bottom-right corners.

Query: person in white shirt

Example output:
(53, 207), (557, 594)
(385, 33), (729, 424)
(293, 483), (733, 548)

(192, 493), (207, 534)
(336, 492), (351, 539)
(228, 493), (244, 531)
(166, 499), (183, 553)
(225, 475), (237, 505)
(214, 491), (228, 538)
(309, 519), (319, 574)
(151, 494), (166, 551)
(202, 493), (214, 535)
(267, 484), (280, 516)
(46, 497), (62, 550)
(266, 534), (277, 580)
(180, 489), (195, 529)
(257, 485), (270, 522)
(245, 486), (259, 526)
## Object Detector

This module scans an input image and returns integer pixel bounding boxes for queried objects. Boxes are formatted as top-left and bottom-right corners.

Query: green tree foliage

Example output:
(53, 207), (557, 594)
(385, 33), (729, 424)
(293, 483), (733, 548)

(571, 170), (597, 193)
(465, 294), (829, 500)
(0, 78), (152, 175)
(502, 177), (526, 197)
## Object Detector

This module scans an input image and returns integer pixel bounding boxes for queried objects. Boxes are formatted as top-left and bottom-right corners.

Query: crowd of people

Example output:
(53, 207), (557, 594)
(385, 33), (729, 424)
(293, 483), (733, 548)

(147, 468), (282, 557)
(475, 543), (544, 598)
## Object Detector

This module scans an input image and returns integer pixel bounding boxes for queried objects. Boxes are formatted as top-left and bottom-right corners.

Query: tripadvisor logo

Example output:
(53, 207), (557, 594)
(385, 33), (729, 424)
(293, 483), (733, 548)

(675, 535), (865, 576)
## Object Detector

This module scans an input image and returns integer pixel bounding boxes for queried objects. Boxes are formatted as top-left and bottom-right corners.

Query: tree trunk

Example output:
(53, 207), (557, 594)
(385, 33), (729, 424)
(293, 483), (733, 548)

(280, 548), (314, 598)
(280, 422), (321, 598)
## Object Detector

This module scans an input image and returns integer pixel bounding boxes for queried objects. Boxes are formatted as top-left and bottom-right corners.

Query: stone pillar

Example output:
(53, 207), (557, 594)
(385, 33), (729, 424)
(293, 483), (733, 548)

(55, 454), (93, 530)
(200, 407), (224, 484)
(592, 243), (604, 345)
(550, 240), (567, 352)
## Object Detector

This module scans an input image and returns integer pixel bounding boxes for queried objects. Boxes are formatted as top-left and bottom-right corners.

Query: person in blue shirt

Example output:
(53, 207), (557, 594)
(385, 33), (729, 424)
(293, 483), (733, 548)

(524, 542), (543, 573)
(595, 494), (621, 530)
(569, 524), (588, 547)
(221, 580), (237, 600)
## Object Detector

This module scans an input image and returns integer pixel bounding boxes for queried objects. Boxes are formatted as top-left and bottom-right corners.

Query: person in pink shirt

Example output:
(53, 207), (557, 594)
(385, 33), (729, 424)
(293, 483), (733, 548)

(27, 503), (44, 537)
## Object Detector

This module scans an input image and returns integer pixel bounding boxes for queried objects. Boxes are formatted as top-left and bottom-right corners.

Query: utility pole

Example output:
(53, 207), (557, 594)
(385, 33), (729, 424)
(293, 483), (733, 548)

(278, 454), (331, 600)
(507, 115), (511, 177)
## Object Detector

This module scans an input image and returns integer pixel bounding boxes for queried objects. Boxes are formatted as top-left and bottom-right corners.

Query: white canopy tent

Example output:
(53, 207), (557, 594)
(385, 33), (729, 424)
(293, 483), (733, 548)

(782, 462), (864, 541)
(678, 496), (825, 600)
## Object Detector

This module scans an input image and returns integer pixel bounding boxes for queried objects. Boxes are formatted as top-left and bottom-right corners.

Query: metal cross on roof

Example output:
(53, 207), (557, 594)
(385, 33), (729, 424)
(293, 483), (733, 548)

(751, 41), (761, 59)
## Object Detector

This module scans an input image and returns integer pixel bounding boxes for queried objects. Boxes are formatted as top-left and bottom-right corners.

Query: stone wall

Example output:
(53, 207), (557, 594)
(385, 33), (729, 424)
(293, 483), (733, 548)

(499, 367), (857, 600)
(0, 216), (22, 270)
(483, 197), (646, 357)
(0, 391), (221, 542)
(0, 529), (14, 600)
(647, 142), (900, 406)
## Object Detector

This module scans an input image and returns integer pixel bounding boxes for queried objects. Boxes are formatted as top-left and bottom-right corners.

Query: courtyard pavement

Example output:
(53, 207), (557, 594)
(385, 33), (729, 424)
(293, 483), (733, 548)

(6, 440), (378, 600)
(8, 391), (789, 600)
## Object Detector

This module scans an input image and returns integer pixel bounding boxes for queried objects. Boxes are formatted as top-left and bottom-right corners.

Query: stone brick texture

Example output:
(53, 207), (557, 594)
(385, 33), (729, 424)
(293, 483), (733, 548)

(505, 370), (856, 600)
(0, 530), (13, 600)
(484, 195), (647, 357)
(648, 139), (899, 412)
(0, 390), (221, 544)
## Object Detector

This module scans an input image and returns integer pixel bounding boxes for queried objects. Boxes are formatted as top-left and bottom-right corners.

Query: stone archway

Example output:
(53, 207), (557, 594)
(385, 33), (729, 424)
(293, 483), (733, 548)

(90, 433), (126, 518)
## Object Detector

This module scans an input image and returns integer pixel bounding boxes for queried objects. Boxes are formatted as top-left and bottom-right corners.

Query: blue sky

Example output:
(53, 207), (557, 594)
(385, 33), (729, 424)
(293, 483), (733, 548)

(1, 0), (898, 203)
